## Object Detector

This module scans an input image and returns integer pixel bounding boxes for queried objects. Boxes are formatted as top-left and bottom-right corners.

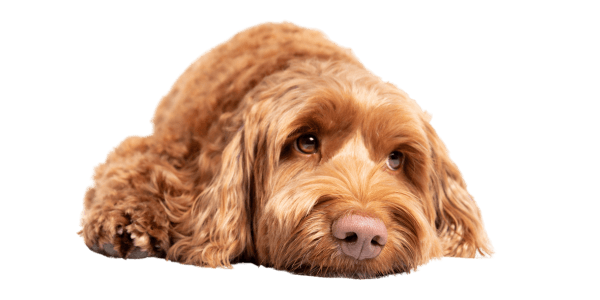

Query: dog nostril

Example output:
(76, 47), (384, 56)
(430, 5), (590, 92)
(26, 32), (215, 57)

(343, 232), (358, 243)
(371, 236), (383, 246)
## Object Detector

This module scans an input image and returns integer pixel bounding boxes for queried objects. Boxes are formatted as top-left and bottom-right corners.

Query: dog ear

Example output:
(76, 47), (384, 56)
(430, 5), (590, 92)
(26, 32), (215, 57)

(167, 128), (253, 267)
(422, 115), (493, 257)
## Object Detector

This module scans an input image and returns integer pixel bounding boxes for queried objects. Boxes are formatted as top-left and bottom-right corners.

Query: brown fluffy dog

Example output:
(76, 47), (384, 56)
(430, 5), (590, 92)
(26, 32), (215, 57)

(80, 23), (492, 278)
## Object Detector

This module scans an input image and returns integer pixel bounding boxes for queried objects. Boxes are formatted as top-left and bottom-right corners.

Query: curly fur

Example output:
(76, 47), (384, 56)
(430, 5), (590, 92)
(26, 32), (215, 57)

(79, 22), (492, 278)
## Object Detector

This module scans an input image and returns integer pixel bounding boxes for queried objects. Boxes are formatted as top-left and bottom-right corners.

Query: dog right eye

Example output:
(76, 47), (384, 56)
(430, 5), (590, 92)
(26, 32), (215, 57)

(386, 151), (404, 170)
(295, 134), (319, 154)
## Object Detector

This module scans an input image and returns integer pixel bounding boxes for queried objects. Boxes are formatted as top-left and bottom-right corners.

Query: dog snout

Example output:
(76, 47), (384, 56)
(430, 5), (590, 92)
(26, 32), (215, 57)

(332, 215), (388, 260)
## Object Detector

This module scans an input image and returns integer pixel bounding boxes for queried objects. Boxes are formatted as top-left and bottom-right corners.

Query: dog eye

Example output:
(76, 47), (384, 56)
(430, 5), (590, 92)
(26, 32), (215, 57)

(386, 151), (404, 170)
(295, 134), (319, 154)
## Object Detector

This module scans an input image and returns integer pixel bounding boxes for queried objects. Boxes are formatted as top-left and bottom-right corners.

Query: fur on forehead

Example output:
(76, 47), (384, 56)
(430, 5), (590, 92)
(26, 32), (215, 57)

(242, 59), (428, 152)
(243, 59), (432, 190)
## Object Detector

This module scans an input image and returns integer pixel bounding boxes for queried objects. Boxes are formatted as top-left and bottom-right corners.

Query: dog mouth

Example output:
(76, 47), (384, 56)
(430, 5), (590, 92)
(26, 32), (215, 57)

(283, 260), (411, 279)
(274, 235), (412, 279)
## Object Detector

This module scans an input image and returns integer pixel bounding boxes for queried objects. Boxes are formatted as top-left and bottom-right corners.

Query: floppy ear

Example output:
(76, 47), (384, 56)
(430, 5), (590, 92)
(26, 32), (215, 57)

(167, 128), (253, 267)
(422, 115), (492, 257)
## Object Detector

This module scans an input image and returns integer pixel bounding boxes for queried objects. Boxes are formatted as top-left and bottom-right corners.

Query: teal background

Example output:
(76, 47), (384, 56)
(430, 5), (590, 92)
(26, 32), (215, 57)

(0, 1), (600, 299)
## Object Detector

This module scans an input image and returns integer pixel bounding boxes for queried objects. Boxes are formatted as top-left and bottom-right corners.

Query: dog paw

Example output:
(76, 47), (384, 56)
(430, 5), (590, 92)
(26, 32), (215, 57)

(81, 203), (169, 259)
(90, 224), (164, 259)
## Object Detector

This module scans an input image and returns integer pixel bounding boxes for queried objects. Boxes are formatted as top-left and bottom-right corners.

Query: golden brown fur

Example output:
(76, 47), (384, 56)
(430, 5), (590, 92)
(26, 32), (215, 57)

(79, 22), (492, 278)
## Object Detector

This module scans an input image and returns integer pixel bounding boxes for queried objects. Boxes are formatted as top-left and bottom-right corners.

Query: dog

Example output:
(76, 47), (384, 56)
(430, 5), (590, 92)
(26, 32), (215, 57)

(80, 23), (492, 278)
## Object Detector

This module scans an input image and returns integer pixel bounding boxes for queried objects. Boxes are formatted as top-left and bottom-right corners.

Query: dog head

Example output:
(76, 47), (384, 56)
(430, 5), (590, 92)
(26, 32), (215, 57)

(173, 59), (491, 278)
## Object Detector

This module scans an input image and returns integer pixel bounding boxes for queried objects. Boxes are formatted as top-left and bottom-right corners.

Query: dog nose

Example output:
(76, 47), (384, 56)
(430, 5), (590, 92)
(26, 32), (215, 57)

(332, 215), (388, 260)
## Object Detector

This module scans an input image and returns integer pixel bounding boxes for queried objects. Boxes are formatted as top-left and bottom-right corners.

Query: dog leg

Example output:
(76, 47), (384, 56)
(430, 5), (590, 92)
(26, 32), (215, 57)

(79, 136), (189, 259)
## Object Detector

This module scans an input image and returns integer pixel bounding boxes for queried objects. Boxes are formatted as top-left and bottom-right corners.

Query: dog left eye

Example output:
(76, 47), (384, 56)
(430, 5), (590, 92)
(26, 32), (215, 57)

(387, 151), (404, 170)
(295, 134), (319, 154)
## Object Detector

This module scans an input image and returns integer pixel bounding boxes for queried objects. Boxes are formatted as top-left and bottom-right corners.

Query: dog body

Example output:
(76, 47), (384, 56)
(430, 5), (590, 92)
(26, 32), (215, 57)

(80, 23), (491, 278)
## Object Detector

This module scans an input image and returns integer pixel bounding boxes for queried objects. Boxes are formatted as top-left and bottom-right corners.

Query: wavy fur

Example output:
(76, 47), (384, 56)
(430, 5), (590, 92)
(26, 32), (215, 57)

(79, 23), (491, 278)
